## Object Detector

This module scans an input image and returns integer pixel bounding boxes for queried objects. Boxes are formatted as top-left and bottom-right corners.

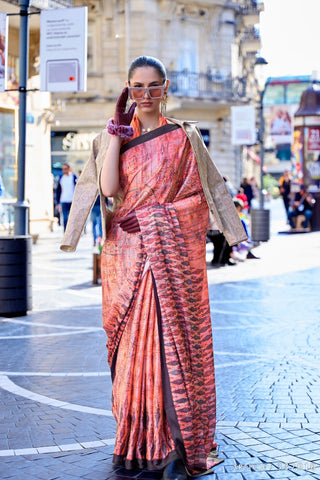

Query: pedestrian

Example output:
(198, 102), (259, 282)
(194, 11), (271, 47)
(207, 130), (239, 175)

(91, 195), (102, 247)
(278, 169), (291, 220)
(60, 56), (246, 479)
(288, 184), (314, 230)
(56, 163), (77, 231)
(240, 177), (253, 211)
(231, 198), (258, 261)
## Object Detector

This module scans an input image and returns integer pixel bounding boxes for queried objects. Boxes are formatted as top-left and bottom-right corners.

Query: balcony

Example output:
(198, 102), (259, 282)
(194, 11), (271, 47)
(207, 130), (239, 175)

(167, 70), (247, 103)
(240, 26), (261, 55)
(6, 0), (73, 9)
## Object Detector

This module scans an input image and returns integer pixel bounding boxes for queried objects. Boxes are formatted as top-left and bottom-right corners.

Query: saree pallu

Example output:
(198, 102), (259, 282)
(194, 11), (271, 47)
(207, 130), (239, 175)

(101, 118), (219, 475)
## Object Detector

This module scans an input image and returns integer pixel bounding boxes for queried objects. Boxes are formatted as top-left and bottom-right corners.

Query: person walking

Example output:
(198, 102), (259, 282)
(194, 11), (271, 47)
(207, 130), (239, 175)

(60, 56), (246, 480)
(240, 177), (253, 211)
(56, 163), (77, 231)
(91, 195), (103, 247)
(278, 169), (291, 220)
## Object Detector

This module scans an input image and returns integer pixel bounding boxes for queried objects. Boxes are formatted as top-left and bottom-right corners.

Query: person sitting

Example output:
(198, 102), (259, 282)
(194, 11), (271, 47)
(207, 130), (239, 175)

(288, 184), (314, 230)
(231, 199), (259, 261)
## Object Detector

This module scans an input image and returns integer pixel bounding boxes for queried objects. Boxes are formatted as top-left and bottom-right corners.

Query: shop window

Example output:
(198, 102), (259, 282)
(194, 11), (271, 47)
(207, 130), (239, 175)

(0, 107), (16, 200)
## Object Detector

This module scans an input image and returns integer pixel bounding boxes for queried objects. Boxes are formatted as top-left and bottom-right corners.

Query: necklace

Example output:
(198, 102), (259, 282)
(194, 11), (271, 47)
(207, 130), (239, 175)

(141, 123), (159, 134)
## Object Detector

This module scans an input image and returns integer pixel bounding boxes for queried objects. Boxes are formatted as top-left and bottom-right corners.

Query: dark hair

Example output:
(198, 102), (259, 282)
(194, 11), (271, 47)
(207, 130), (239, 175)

(128, 56), (166, 83)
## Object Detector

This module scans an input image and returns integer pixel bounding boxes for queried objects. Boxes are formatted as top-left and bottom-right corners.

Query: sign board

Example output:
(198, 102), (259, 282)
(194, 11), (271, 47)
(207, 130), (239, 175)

(308, 127), (320, 151)
(231, 106), (256, 145)
(0, 13), (8, 92)
(40, 7), (87, 92)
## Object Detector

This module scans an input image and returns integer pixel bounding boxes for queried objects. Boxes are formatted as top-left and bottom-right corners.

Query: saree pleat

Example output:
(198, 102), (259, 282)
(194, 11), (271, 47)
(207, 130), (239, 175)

(101, 115), (219, 475)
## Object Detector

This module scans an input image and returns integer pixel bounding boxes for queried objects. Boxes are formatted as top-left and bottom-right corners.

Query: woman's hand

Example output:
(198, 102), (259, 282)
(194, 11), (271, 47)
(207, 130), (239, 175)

(118, 212), (140, 233)
(114, 88), (136, 126)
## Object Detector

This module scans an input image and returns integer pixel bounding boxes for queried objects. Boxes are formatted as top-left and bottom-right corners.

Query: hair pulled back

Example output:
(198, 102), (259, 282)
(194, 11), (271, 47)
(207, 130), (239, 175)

(128, 56), (166, 83)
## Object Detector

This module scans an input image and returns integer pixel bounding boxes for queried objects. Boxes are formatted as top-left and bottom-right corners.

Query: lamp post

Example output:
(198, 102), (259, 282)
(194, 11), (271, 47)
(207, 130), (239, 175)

(250, 56), (271, 242)
(15, 0), (30, 235)
(0, 0), (32, 317)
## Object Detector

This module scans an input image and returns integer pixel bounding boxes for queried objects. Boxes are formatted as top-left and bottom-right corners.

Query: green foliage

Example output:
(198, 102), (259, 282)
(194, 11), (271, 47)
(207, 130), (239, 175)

(263, 174), (280, 198)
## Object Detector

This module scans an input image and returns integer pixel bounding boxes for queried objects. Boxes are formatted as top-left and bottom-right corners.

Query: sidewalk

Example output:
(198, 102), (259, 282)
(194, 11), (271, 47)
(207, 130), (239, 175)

(0, 199), (320, 480)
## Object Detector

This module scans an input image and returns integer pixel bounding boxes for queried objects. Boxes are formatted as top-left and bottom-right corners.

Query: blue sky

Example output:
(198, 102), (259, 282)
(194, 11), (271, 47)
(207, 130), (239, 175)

(259, 0), (319, 78)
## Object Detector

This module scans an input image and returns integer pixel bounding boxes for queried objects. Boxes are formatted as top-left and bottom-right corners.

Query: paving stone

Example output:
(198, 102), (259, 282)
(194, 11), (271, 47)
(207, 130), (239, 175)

(1, 220), (320, 478)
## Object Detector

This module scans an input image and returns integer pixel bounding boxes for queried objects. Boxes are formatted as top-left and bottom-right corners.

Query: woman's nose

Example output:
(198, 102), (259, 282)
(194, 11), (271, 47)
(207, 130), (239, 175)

(142, 88), (151, 99)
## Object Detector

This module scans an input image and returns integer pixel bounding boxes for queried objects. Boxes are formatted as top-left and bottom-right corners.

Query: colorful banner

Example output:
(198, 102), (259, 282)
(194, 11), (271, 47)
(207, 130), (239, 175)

(307, 127), (320, 151)
(0, 13), (8, 92)
(265, 104), (294, 146)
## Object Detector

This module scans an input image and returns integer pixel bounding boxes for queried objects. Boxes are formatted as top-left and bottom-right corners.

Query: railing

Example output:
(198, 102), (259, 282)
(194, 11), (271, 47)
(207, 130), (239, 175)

(0, 200), (15, 236)
(167, 71), (247, 101)
(240, 26), (261, 42)
(8, 0), (74, 9)
(31, 0), (74, 8)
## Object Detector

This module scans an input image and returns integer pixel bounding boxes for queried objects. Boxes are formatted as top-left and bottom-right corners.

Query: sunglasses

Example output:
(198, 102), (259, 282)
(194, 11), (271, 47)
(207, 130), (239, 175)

(128, 83), (166, 100)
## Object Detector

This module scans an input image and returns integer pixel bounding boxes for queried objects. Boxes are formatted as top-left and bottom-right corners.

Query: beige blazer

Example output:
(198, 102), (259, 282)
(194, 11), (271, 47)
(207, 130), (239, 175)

(60, 117), (247, 252)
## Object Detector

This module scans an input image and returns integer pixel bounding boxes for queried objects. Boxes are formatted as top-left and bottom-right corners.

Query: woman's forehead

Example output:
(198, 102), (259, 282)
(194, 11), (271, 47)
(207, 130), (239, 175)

(130, 66), (163, 84)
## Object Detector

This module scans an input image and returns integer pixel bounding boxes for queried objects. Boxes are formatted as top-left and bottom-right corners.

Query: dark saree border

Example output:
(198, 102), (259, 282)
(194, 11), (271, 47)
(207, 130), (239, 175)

(110, 270), (184, 472)
(120, 123), (181, 155)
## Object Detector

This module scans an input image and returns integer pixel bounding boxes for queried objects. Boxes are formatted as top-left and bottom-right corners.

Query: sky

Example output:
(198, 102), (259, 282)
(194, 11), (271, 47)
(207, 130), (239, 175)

(259, 0), (320, 79)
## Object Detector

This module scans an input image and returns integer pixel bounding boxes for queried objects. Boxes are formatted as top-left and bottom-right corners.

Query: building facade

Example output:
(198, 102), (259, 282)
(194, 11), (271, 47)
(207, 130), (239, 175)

(0, 0), (264, 234)
(52, 0), (264, 188)
(0, 0), (73, 234)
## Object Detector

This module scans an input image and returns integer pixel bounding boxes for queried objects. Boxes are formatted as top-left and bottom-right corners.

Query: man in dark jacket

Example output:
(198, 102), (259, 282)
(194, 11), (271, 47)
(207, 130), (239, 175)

(288, 184), (314, 229)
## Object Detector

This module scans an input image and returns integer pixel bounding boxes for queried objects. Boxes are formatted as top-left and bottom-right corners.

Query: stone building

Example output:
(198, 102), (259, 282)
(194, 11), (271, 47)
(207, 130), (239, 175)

(0, 0), (73, 234)
(52, 0), (264, 188)
(0, 0), (264, 234)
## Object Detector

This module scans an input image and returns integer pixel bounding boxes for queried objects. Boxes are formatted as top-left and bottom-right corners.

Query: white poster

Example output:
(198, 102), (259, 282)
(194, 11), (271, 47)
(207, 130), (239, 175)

(0, 13), (8, 92)
(40, 7), (87, 92)
(231, 106), (256, 145)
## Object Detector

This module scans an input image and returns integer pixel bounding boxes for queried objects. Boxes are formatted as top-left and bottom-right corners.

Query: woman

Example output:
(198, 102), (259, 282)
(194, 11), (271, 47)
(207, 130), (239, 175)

(61, 56), (246, 479)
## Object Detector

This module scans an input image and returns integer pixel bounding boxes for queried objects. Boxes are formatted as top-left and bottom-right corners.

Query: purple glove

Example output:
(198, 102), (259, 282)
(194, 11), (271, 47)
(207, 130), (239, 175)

(114, 87), (136, 126)
(118, 212), (140, 233)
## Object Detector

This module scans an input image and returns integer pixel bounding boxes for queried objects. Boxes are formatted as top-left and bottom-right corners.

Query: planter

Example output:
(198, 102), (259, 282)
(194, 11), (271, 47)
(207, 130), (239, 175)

(0, 236), (32, 316)
(93, 253), (101, 284)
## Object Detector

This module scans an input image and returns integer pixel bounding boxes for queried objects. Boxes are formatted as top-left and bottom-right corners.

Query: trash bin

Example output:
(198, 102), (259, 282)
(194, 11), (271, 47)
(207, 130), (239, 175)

(251, 208), (270, 242)
(0, 235), (32, 317)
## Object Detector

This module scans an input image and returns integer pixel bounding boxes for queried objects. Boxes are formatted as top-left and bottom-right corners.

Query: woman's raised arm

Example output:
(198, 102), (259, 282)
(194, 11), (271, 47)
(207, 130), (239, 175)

(100, 88), (136, 197)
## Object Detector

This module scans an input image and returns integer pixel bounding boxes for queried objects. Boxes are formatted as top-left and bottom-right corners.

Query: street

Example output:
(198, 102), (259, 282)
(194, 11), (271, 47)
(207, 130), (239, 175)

(0, 198), (320, 480)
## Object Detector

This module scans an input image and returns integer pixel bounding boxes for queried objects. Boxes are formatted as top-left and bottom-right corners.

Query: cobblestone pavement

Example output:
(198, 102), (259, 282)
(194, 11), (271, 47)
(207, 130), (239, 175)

(1, 199), (320, 480)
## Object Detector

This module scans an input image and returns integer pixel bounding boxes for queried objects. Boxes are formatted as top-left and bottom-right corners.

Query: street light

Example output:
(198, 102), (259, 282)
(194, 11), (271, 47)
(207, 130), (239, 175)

(250, 55), (271, 242)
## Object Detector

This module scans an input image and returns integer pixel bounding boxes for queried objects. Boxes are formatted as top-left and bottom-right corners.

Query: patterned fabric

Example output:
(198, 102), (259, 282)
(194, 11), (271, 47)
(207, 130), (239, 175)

(101, 115), (218, 475)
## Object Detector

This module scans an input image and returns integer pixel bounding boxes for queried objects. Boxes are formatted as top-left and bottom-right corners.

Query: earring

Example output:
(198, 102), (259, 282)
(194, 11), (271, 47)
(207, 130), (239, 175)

(161, 92), (167, 116)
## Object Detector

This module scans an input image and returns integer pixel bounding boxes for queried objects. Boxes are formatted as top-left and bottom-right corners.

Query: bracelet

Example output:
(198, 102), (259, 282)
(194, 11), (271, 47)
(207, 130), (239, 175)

(106, 118), (134, 140)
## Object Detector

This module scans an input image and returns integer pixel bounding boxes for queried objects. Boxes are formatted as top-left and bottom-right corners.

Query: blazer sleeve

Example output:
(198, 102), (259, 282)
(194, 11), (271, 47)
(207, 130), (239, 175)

(186, 122), (247, 246)
(60, 133), (102, 252)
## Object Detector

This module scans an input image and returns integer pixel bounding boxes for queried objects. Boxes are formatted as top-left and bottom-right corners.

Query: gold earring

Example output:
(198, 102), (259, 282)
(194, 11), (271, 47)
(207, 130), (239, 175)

(161, 92), (167, 116)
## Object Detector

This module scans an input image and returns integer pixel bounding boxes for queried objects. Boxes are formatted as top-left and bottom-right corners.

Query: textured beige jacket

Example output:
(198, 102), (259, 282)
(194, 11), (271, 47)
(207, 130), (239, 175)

(60, 117), (247, 252)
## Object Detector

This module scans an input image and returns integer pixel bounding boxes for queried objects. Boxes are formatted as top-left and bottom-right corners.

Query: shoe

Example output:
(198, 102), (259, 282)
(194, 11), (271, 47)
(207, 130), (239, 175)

(227, 259), (237, 266)
(247, 251), (260, 259)
(162, 459), (188, 480)
(210, 262), (226, 268)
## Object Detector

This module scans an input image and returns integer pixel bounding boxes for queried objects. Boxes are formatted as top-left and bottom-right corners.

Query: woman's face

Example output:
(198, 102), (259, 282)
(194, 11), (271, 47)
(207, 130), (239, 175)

(127, 66), (168, 115)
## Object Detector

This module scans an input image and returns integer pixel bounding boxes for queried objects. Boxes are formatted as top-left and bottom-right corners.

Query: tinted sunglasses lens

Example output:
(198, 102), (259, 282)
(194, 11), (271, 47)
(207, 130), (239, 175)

(149, 87), (163, 98)
(130, 88), (144, 99)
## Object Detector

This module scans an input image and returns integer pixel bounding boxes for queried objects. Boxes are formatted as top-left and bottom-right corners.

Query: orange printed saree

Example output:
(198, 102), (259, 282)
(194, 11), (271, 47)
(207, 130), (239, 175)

(101, 115), (220, 475)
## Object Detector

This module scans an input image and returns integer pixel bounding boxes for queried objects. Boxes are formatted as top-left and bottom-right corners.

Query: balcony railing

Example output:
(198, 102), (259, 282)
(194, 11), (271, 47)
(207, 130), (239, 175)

(167, 71), (247, 101)
(8, 0), (74, 9)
